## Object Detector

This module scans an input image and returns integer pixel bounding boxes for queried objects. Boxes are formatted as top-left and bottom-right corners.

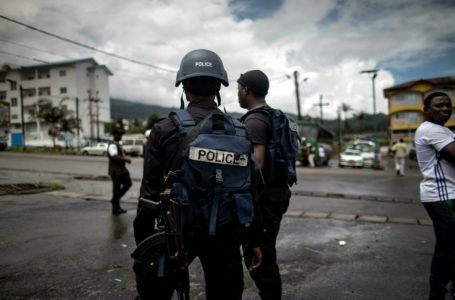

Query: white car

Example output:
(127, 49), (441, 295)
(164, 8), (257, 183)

(122, 138), (144, 157)
(339, 149), (364, 168)
(348, 141), (376, 167)
(81, 143), (108, 156)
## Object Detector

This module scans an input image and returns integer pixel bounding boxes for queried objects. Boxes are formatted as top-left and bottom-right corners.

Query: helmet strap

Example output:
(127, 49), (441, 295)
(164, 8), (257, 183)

(180, 91), (185, 109)
(216, 91), (221, 106)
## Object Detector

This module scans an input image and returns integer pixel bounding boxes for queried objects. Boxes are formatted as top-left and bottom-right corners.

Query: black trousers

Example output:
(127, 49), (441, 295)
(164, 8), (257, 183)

(110, 171), (132, 210)
(133, 225), (244, 300)
(246, 186), (290, 300)
(423, 200), (455, 300)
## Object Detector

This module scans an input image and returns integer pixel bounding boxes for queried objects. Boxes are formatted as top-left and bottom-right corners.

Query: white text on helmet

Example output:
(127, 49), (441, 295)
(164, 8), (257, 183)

(195, 62), (213, 67)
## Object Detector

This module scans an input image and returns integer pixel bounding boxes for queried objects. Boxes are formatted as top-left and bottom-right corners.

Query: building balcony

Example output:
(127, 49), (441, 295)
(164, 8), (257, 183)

(389, 105), (422, 114)
(390, 122), (421, 131)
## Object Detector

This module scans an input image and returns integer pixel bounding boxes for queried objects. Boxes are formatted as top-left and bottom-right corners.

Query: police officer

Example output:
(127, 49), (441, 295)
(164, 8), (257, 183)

(238, 70), (291, 300)
(133, 49), (262, 300)
(108, 126), (132, 214)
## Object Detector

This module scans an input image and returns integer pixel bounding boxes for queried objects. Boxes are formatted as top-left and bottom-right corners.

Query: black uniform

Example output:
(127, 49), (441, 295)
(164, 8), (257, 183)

(108, 141), (132, 211)
(133, 99), (257, 300)
(243, 105), (291, 300)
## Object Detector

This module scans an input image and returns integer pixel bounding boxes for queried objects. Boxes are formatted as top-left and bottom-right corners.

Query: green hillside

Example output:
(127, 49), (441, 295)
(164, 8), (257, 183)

(110, 98), (177, 120)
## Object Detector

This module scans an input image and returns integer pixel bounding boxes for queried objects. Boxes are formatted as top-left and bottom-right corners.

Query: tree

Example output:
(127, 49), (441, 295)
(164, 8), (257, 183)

(145, 113), (160, 130)
(340, 102), (352, 132)
(29, 99), (77, 148)
(354, 111), (367, 133)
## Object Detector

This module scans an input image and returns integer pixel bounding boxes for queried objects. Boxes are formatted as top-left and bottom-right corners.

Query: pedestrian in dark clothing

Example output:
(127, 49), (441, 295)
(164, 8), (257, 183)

(415, 92), (455, 300)
(108, 127), (132, 214)
(133, 49), (262, 300)
(238, 70), (291, 300)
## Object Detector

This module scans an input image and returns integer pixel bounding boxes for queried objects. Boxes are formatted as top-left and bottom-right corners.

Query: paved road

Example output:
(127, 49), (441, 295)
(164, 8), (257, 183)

(0, 152), (435, 299)
(0, 152), (421, 200)
(0, 192), (433, 299)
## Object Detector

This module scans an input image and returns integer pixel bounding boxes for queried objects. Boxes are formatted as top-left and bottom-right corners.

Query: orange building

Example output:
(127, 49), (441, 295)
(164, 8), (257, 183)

(383, 76), (455, 144)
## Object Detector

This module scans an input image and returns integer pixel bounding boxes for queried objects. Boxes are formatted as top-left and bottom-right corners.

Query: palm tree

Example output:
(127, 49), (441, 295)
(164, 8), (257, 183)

(29, 99), (77, 148)
(354, 111), (367, 133)
(341, 102), (352, 132)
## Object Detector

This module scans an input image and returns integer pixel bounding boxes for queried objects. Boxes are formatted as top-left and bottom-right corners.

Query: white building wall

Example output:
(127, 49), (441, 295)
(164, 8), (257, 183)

(0, 58), (112, 147)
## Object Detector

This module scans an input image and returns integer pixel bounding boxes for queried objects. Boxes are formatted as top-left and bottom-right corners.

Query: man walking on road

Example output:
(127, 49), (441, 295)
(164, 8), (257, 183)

(392, 138), (408, 176)
(238, 70), (292, 300)
(108, 126), (132, 214)
(415, 91), (455, 300)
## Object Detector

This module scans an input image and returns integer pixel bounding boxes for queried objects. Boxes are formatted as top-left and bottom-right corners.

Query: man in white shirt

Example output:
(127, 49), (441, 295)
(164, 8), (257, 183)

(108, 126), (132, 214)
(392, 138), (408, 176)
(415, 91), (455, 300)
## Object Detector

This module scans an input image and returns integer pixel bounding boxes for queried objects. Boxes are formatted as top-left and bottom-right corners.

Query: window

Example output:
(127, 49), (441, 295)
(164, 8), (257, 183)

(60, 87), (67, 94)
(12, 114), (18, 120)
(406, 93), (418, 105)
(38, 87), (51, 96)
(9, 81), (17, 90)
(23, 88), (36, 97)
(59, 70), (66, 77)
(0, 91), (6, 100)
(37, 69), (50, 79)
(11, 98), (17, 107)
(24, 72), (35, 80)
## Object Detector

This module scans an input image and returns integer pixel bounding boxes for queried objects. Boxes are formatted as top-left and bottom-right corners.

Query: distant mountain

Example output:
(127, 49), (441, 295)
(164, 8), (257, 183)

(110, 98), (244, 120)
(110, 98), (177, 121)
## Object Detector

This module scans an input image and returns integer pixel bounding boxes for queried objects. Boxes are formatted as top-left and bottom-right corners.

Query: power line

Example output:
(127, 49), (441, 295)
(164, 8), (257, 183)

(0, 49), (48, 63)
(0, 15), (176, 72)
(0, 37), (70, 60)
(0, 50), (172, 81)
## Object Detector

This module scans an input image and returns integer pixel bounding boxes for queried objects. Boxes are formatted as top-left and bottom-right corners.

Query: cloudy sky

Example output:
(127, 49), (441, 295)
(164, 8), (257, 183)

(1, 0), (454, 119)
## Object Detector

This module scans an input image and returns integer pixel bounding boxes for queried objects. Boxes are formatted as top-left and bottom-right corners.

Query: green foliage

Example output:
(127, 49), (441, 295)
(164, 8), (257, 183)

(28, 99), (78, 148)
(145, 113), (160, 130)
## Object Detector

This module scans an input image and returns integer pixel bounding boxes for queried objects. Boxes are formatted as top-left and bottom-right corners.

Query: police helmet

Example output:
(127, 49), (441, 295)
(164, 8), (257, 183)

(175, 49), (229, 87)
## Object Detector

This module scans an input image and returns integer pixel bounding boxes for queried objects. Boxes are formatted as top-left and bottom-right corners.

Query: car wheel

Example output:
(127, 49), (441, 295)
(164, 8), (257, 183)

(102, 151), (107, 156)
(82, 151), (89, 156)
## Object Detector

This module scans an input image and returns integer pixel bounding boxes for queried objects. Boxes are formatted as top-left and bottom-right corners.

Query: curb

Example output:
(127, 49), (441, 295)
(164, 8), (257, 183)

(284, 210), (432, 226)
(44, 191), (432, 227)
(292, 190), (418, 204)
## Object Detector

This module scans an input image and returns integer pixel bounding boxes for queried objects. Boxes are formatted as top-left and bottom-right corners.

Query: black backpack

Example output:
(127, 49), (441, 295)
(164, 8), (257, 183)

(241, 107), (300, 186)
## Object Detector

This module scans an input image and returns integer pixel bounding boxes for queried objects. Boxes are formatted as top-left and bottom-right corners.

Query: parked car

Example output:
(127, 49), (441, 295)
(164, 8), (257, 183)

(122, 138), (144, 157)
(81, 143), (108, 156)
(348, 140), (376, 168)
(339, 149), (364, 168)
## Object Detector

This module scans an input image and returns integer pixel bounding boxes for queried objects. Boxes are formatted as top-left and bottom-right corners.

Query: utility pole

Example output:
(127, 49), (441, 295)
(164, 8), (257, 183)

(337, 107), (342, 150)
(360, 69), (379, 136)
(92, 91), (102, 142)
(75, 97), (80, 149)
(293, 70), (302, 121)
(314, 94), (329, 124)
(87, 91), (94, 143)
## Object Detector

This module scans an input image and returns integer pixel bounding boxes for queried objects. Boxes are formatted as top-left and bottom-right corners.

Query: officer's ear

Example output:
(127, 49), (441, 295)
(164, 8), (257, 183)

(244, 86), (250, 96)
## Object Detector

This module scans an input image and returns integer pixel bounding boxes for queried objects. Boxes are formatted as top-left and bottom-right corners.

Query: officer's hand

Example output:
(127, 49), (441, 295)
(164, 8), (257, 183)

(125, 158), (132, 164)
(248, 247), (262, 272)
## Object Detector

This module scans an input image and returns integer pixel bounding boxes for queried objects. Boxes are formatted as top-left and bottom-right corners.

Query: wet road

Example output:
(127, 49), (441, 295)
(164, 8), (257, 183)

(0, 152), (433, 299)
(0, 192), (432, 299)
(0, 152), (421, 201)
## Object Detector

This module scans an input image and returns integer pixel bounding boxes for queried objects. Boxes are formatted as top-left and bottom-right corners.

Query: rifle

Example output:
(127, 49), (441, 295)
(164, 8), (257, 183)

(131, 175), (190, 300)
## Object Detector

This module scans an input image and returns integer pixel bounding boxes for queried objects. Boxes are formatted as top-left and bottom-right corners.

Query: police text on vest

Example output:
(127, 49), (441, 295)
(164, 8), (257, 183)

(189, 146), (248, 166)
